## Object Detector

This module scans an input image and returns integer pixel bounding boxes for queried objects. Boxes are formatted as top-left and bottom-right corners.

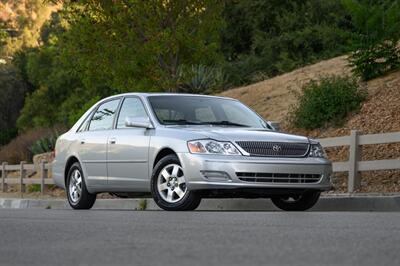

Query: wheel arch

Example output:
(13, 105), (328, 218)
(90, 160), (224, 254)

(153, 147), (178, 169)
(64, 156), (80, 186)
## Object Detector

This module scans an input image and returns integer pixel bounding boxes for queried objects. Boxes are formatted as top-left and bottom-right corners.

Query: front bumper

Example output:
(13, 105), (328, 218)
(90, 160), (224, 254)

(178, 153), (332, 191)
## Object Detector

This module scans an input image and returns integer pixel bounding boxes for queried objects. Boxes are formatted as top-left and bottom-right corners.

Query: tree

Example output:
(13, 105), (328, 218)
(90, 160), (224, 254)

(15, 0), (225, 131)
(343, 0), (400, 80)
(0, 64), (27, 145)
(221, 0), (355, 86)
(60, 0), (224, 92)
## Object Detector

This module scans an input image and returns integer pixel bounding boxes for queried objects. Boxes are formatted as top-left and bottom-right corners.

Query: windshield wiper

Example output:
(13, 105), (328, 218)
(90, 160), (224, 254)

(162, 119), (201, 125)
(199, 121), (248, 127)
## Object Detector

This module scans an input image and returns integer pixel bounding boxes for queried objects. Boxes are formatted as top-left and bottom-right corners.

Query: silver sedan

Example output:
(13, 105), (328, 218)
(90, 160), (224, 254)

(53, 93), (332, 211)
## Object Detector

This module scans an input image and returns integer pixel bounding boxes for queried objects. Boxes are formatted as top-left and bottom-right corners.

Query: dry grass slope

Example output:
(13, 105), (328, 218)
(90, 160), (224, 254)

(219, 55), (351, 122)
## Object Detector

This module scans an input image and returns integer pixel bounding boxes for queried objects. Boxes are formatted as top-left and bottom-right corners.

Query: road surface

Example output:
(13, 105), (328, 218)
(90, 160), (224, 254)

(0, 209), (399, 266)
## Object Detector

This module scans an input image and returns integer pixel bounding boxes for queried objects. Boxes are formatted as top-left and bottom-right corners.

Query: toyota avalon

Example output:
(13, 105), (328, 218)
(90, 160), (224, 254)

(53, 93), (332, 211)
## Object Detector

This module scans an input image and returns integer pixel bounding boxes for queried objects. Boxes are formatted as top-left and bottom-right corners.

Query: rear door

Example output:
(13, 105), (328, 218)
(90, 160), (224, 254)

(78, 98), (121, 187)
(107, 97), (151, 190)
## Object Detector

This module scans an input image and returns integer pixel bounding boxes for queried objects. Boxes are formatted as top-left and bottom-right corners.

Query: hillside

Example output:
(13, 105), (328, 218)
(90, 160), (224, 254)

(220, 55), (400, 193)
(219, 55), (351, 123)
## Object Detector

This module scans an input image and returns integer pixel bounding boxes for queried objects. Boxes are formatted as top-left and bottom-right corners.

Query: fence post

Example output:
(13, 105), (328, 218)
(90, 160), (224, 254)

(1, 162), (7, 192)
(40, 161), (47, 195)
(20, 161), (26, 193)
(348, 130), (361, 193)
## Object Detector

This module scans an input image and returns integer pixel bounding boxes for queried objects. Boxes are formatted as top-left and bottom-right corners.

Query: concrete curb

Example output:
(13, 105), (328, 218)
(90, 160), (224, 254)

(1, 195), (400, 211)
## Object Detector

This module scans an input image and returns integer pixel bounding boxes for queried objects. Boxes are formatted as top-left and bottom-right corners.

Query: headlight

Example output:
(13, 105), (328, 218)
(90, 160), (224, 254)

(308, 143), (326, 158)
(187, 140), (241, 155)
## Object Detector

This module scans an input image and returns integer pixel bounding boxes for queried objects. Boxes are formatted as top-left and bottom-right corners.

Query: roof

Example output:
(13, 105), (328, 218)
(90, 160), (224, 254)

(102, 92), (235, 101)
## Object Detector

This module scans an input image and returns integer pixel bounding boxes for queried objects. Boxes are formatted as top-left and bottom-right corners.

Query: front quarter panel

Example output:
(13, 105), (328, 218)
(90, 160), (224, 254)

(148, 127), (206, 172)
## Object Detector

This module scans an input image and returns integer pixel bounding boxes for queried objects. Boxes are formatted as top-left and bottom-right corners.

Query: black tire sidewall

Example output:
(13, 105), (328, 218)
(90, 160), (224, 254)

(151, 155), (201, 211)
(66, 162), (96, 209)
(271, 191), (321, 211)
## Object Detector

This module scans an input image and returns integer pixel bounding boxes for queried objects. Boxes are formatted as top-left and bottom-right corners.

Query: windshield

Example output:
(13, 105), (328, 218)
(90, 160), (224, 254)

(148, 95), (268, 128)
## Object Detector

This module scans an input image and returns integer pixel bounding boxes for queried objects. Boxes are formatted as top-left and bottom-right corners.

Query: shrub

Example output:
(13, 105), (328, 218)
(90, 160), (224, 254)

(29, 134), (59, 156)
(343, 0), (400, 80)
(289, 76), (367, 129)
(177, 65), (228, 94)
(27, 184), (41, 193)
(349, 41), (400, 81)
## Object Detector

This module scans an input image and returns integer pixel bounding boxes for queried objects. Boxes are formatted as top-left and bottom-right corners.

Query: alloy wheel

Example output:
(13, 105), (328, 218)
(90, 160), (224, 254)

(157, 164), (187, 203)
(69, 169), (82, 203)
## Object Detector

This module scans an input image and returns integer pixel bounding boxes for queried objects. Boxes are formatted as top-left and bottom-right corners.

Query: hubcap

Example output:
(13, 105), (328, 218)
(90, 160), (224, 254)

(69, 169), (82, 203)
(157, 164), (187, 203)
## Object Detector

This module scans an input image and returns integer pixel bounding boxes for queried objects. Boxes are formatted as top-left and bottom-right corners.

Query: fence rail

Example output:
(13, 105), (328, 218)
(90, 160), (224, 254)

(318, 130), (400, 192)
(1, 161), (52, 194)
(0, 130), (399, 194)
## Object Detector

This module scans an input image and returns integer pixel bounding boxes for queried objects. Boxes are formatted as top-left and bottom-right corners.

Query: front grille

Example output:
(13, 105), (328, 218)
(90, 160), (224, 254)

(236, 141), (309, 157)
(237, 172), (321, 184)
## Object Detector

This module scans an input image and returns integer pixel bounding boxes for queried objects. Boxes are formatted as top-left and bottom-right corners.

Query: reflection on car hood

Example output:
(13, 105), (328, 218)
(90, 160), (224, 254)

(168, 125), (309, 143)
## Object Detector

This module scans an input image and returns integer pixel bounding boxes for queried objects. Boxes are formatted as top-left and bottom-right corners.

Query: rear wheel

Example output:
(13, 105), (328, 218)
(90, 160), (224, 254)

(151, 154), (201, 211)
(66, 162), (96, 209)
(271, 191), (320, 211)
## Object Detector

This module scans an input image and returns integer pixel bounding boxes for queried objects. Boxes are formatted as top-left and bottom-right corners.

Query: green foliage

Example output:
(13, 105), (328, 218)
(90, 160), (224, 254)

(15, 1), (225, 131)
(177, 65), (227, 94)
(0, 30), (8, 46)
(343, 0), (400, 80)
(290, 76), (367, 129)
(0, 128), (17, 147)
(29, 134), (58, 156)
(0, 64), (27, 133)
(60, 0), (224, 92)
(137, 199), (147, 211)
(27, 184), (41, 193)
(222, 0), (355, 86)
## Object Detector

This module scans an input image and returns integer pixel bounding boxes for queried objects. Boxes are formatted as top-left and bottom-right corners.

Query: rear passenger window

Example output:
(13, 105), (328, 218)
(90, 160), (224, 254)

(88, 99), (120, 131)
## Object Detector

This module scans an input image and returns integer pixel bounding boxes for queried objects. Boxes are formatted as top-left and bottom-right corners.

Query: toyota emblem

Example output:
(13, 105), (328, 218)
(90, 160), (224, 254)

(272, 145), (282, 152)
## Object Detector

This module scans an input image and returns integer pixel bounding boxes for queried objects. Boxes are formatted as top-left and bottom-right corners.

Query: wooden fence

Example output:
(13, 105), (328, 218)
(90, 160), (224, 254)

(0, 130), (399, 194)
(1, 161), (52, 194)
(318, 130), (400, 192)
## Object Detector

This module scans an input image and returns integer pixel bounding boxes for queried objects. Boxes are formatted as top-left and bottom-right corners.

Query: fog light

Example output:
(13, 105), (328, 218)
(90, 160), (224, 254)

(200, 171), (231, 181)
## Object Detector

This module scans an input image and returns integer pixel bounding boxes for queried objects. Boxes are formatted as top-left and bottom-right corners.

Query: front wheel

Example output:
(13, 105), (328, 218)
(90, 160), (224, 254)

(151, 155), (201, 211)
(66, 162), (96, 209)
(271, 191), (320, 211)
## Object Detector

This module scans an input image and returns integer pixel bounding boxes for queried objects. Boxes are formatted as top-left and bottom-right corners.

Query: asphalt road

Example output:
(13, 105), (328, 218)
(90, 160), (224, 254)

(0, 209), (399, 266)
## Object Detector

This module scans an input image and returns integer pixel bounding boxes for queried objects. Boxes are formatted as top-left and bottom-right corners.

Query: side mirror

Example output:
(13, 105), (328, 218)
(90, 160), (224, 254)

(269, 121), (281, 132)
(125, 116), (154, 129)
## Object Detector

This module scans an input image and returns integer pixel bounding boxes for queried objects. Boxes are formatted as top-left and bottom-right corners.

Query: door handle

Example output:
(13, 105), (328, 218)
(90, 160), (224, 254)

(109, 138), (116, 144)
(80, 139), (86, 144)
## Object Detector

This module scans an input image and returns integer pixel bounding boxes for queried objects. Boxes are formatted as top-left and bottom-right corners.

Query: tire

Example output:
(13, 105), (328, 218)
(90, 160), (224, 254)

(66, 162), (96, 209)
(151, 154), (201, 211)
(271, 191), (320, 211)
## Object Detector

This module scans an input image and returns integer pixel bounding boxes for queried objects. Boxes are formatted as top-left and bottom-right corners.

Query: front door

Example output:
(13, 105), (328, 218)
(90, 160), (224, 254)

(107, 97), (151, 190)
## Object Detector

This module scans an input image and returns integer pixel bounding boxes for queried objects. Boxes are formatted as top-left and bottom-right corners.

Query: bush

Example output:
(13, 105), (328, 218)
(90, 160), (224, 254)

(349, 41), (400, 81)
(343, 0), (400, 80)
(29, 134), (59, 156)
(177, 65), (228, 94)
(289, 76), (367, 129)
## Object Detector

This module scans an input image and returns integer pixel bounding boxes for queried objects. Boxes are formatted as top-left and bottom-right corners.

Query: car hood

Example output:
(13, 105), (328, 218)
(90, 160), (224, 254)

(170, 126), (309, 143)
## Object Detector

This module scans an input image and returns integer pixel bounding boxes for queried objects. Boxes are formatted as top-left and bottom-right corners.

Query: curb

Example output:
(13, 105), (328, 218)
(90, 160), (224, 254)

(1, 195), (400, 211)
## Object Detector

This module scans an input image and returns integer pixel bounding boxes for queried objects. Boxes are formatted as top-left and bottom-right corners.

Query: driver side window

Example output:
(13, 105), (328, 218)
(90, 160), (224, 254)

(116, 97), (148, 129)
